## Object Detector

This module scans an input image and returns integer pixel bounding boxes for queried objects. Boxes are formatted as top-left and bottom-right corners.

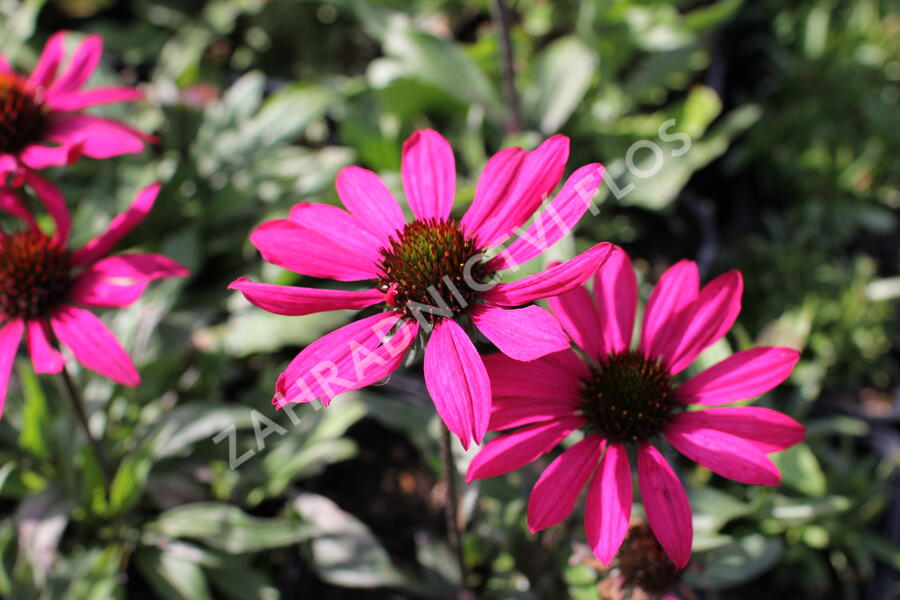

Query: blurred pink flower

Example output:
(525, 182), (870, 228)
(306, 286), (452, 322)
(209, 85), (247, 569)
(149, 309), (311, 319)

(467, 247), (804, 568)
(231, 129), (611, 448)
(0, 31), (154, 175)
(0, 175), (188, 416)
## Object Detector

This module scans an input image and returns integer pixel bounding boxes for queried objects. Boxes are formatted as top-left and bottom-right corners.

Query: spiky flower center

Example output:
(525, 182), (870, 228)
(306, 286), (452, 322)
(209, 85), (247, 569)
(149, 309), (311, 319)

(617, 523), (682, 593)
(0, 231), (72, 320)
(581, 350), (678, 443)
(0, 73), (47, 156)
(377, 218), (493, 321)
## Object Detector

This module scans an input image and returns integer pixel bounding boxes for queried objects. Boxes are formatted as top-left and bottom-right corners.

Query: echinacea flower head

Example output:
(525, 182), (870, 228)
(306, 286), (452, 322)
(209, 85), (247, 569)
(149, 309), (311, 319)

(230, 129), (612, 448)
(0, 174), (188, 415)
(0, 31), (153, 175)
(467, 247), (805, 568)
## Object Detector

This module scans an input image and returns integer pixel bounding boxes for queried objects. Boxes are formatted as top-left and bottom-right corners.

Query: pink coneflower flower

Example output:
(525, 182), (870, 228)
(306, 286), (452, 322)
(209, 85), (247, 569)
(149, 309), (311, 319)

(230, 129), (611, 448)
(0, 31), (152, 175)
(0, 174), (188, 415)
(467, 247), (805, 567)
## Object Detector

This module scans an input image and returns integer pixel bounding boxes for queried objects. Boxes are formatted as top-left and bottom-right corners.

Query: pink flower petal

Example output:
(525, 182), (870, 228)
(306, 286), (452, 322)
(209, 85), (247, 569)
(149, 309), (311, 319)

(678, 346), (800, 406)
(335, 166), (406, 244)
(0, 319), (25, 417)
(466, 415), (584, 482)
(28, 32), (66, 87)
(460, 147), (526, 244)
(46, 114), (151, 159)
(473, 135), (570, 247)
(528, 435), (604, 533)
(25, 320), (64, 374)
(401, 129), (455, 221)
(0, 55), (12, 74)
(50, 305), (139, 387)
(586, 441), (633, 564)
(0, 188), (39, 231)
(275, 311), (415, 407)
(593, 247), (638, 356)
(23, 171), (70, 244)
(640, 260), (699, 363)
(424, 318), (491, 449)
(19, 142), (83, 170)
(70, 253), (189, 308)
(472, 304), (570, 362)
(493, 164), (605, 269)
(228, 277), (384, 316)
(48, 86), (144, 112)
(288, 202), (385, 259)
(46, 34), (102, 98)
(547, 283), (602, 360)
(485, 242), (613, 306)
(249, 218), (380, 282)
(665, 420), (781, 485)
(638, 443), (692, 569)
(671, 408), (804, 454)
(72, 182), (159, 266)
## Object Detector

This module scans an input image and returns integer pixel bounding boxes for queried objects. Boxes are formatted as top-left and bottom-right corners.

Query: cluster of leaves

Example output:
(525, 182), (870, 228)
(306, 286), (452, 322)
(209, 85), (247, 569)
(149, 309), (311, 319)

(0, 0), (897, 598)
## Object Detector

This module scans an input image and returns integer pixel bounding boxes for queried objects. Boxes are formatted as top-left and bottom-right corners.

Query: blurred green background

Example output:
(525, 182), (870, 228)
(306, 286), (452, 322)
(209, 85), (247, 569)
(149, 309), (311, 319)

(0, 0), (898, 598)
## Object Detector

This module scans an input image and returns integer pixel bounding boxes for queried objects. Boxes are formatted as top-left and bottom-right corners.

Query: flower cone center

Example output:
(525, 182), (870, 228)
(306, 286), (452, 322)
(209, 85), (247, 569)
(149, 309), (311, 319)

(0, 73), (47, 156)
(0, 231), (72, 319)
(617, 523), (682, 593)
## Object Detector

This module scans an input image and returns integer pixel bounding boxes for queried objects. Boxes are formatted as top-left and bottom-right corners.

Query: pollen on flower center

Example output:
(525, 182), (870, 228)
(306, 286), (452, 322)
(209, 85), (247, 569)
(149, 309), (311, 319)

(377, 218), (493, 321)
(580, 350), (678, 443)
(616, 523), (683, 593)
(0, 231), (72, 320)
(0, 73), (47, 156)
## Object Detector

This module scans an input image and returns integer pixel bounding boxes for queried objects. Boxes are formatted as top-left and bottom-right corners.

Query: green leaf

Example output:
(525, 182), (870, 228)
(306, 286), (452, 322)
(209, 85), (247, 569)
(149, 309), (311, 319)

(206, 563), (279, 600)
(148, 403), (255, 459)
(526, 36), (597, 134)
(773, 443), (827, 497)
(135, 547), (213, 600)
(15, 486), (73, 586)
(689, 487), (754, 534)
(687, 535), (783, 590)
(17, 363), (50, 460)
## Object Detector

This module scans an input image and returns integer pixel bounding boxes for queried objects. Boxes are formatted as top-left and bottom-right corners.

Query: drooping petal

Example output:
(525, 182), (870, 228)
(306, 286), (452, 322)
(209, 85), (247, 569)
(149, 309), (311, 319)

(665, 421), (781, 485)
(672, 406), (804, 454)
(70, 254), (189, 308)
(424, 318), (491, 449)
(586, 442), (633, 564)
(666, 271), (743, 374)
(48, 86), (144, 112)
(46, 114), (152, 159)
(28, 32), (66, 87)
(466, 415), (584, 482)
(0, 319), (25, 417)
(46, 34), (102, 97)
(71, 182), (159, 266)
(0, 188), (39, 231)
(637, 444), (692, 569)
(228, 277), (384, 317)
(50, 305), (139, 387)
(0, 56), (10, 74)
(25, 320), (64, 374)
(677, 346), (800, 406)
(528, 435), (605, 533)
(547, 284), (602, 359)
(593, 247), (638, 356)
(335, 166), (406, 244)
(23, 171), (70, 244)
(19, 143), (83, 170)
(274, 311), (415, 407)
(471, 304), (570, 362)
(249, 218), (380, 282)
(493, 164), (605, 269)
(460, 147), (526, 243)
(485, 242), (613, 306)
(401, 129), (455, 221)
(640, 260), (699, 363)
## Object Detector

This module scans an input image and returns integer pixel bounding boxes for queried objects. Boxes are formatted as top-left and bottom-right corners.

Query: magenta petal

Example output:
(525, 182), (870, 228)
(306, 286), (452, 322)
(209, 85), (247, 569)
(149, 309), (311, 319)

(460, 147), (526, 244)
(547, 284), (602, 360)
(0, 56), (9, 74)
(665, 420), (781, 485)
(0, 319), (25, 417)
(46, 34), (102, 97)
(288, 202), (384, 258)
(494, 163), (605, 269)
(71, 253), (188, 308)
(47, 114), (150, 159)
(666, 271), (743, 374)
(678, 346), (799, 405)
(638, 444), (693, 569)
(485, 242), (613, 306)
(424, 319), (491, 449)
(472, 304), (570, 362)
(275, 311), (415, 407)
(0, 189), (40, 231)
(528, 435), (604, 533)
(335, 166), (406, 244)
(29, 32), (65, 87)
(250, 218), (380, 282)
(26, 320), (64, 374)
(24, 171), (71, 244)
(48, 86), (144, 112)
(229, 277), (384, 316)
(72, 183), (159, 266)
(466, 415), (584, 482)
(640, 260), (699, 363)
(50, 305), (139, 387)
(19, 143), (82, 170)
(586, 442), (633, 564)
(401, 129), (455, 221)
(593, 247), (638, 356)
(672, 408), (804, 453)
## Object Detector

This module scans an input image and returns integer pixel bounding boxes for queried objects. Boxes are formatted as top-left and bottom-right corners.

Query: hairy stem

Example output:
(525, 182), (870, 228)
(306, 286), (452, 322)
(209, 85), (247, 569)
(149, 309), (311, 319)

(440, 425), (473, 599)
(491, 0), (522, 134)
(59, 366), (113, 485)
